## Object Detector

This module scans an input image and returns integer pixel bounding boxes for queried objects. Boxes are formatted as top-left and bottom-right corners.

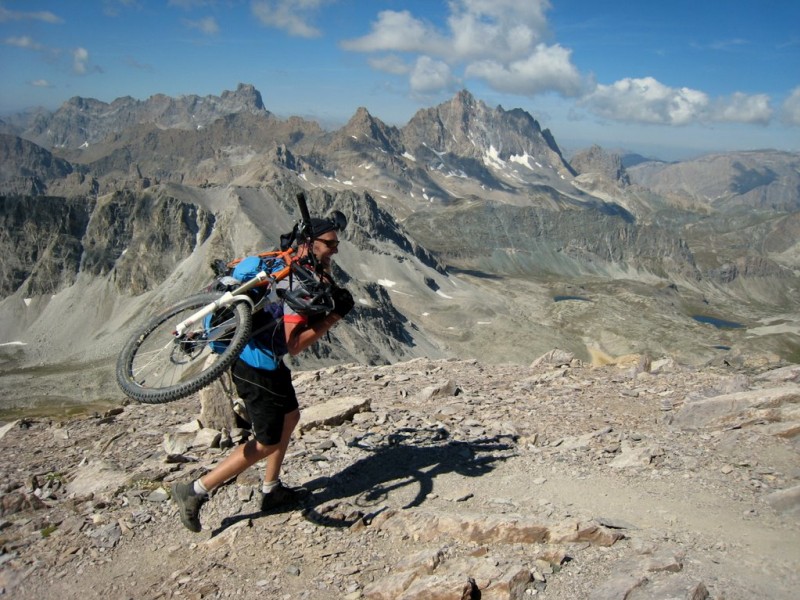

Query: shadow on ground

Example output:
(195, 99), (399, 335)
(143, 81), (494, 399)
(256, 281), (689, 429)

(213, 426), (516, 535)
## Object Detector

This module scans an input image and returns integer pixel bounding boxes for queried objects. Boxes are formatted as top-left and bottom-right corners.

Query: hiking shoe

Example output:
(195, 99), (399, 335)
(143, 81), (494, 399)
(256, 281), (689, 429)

(260, 483), (309, 512)
(171, 482), (207, 533)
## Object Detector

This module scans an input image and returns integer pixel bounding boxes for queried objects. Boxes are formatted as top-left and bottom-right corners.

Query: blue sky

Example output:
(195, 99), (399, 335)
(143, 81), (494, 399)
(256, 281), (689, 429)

(1, 1), (798, 160)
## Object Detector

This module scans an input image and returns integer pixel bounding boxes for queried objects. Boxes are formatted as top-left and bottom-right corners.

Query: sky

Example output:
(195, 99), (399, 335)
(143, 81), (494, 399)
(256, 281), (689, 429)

(1, 1), (798, 161)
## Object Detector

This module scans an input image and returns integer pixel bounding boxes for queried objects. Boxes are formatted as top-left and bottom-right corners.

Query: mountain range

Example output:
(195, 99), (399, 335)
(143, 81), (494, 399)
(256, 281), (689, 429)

(0, 83), (798, 414)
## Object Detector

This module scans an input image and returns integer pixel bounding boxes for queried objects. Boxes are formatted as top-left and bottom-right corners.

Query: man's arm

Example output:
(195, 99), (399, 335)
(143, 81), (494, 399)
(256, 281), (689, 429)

(284, 313), (342, 356)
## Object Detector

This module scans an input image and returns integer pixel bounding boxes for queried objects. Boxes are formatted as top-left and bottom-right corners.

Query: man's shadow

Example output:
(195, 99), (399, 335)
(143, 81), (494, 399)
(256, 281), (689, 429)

(213, 426), (516, 535)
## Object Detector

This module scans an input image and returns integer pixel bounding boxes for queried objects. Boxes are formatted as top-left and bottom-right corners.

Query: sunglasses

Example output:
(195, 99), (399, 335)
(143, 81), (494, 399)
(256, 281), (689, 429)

(316, 238), (340, 249)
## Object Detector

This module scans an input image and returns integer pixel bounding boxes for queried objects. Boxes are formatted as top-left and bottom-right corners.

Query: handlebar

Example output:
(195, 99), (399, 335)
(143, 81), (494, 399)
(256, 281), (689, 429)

(296, 192), (312, 231)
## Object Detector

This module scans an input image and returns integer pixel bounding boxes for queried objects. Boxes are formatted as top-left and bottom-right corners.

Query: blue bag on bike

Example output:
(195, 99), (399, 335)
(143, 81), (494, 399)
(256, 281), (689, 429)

(205, 255), (286, 354)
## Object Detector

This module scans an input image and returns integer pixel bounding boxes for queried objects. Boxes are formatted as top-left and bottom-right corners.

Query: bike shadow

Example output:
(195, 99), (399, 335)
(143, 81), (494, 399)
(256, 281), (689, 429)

(300, 427), (515, 528)
(212, 427), (516, 535)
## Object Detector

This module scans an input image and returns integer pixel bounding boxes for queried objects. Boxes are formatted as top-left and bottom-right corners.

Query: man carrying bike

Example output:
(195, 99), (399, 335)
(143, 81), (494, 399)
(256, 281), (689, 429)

(171, 213), (355, 532)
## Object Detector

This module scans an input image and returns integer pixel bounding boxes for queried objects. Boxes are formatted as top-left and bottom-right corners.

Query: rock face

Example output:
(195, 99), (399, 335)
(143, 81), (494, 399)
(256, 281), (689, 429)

(0, 356), (798, 599)
(0, 191), (214, 297)
(569, 144), (631, 186)
(402, 198), (698, 279)
(627, 150), (800, 213)
(0, 134), (76, 195)
(20, 83), (268, 149)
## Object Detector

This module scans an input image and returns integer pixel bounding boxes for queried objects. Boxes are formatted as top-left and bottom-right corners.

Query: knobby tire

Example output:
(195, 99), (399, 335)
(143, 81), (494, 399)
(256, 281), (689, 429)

(116, 293), (253, 404)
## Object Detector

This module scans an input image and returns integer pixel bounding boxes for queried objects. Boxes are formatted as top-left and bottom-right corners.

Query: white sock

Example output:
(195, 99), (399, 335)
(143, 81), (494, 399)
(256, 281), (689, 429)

(262, 480), (280, 494)
(193, 479), (209, 497)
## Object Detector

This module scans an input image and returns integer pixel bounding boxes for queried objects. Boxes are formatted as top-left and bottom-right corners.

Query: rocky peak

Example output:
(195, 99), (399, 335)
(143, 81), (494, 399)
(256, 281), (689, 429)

(220, 83), (265, 111)
(570, 145), (631, 186)
(19, 85), (271, 149)
(333, 107), (403, 153)
(402, 89), (573, 178)
(63, 96), (108, 112)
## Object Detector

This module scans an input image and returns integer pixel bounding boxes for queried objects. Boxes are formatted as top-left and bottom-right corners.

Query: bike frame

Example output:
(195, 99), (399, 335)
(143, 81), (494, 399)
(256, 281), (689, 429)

(172, 191), (317, 338)
(173, 248), (295, 336)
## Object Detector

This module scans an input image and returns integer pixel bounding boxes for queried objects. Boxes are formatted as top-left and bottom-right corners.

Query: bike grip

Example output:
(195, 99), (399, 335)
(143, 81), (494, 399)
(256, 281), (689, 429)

(296, 192), (312, 227)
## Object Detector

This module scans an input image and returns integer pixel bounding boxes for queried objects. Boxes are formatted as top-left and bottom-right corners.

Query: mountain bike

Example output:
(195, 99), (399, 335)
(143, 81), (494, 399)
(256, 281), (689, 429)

(115, 192), (338, 404)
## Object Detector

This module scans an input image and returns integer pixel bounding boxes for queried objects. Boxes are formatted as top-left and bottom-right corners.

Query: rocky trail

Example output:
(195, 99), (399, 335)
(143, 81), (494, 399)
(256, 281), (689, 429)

(1, 353), (799, 599)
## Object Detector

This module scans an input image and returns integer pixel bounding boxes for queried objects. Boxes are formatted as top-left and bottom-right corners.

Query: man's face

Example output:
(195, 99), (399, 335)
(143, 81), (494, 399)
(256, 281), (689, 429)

(313, 232), (339, 267)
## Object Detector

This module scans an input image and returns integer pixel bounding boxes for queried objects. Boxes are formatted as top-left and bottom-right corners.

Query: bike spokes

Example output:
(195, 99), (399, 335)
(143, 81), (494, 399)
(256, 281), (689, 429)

(116, 294), (252, 403)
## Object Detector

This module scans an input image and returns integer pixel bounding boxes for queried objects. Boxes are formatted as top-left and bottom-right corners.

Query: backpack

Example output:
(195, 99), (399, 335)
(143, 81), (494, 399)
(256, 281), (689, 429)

(204, 254), (287, 354)
(206, 254), (286, 293)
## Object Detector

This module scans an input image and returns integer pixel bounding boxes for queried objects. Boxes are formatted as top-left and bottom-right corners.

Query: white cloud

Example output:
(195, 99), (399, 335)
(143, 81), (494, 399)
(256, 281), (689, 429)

(446, 0), (550, 63)
(183, 16), (219, 35)
(466, 43), (583, 97)
(410, 56), (459, 95)
(341, 10), (448, 55)
(781, 87), (800, 126)
(342, 2), (551, 62)
(4, 35), (44, 50)
(712, 92), (771, 125)
(29, 79), (52, 87)
(581, 77), (775, 126)
(341, 1), (580, 99)
(251, 0), (330, 38)
(72, 47), (90, 74)
(0, 6), (62, 23)
(580, 77), (710, 125)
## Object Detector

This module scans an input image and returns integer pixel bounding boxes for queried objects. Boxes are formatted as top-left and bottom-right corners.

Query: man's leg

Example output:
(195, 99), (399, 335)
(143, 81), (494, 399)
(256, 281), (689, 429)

(261, 408), (308, 510)
(172, 439), (276, 532)
(262, 408), (300, 484)
(200, 438), (276, 491)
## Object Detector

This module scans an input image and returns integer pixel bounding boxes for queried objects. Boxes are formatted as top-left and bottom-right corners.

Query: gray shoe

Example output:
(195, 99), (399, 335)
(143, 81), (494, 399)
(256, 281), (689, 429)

(261, 483), (309, 512)
(171, 482), (207, 532)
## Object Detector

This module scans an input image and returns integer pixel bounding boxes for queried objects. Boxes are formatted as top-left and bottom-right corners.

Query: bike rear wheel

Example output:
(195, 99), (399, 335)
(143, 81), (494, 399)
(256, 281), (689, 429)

(116, 293), (253, 404)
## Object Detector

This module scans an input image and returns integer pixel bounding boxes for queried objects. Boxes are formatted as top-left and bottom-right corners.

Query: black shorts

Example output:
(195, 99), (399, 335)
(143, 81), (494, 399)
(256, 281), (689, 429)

(231, 359), (298, 445)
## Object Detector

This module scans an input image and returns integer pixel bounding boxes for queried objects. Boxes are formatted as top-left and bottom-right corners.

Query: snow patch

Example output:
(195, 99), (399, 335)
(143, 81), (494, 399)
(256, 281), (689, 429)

(402, 152), (416, 162)
(0, 341), (27, 347)
(509, 152), (534, 170)
(377, 279), (396, 288)
(23, 298), (32, 307)
(483, 145), (506, 170)
(436, 290), (453, 299)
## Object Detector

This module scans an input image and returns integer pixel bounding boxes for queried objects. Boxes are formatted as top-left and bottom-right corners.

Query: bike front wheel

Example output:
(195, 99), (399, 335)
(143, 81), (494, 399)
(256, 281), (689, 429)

(116, 293), (253, 404)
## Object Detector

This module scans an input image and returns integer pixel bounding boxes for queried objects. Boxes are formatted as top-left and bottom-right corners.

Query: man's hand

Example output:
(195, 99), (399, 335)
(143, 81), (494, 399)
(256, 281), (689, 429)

(331, 286), (355, 319)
